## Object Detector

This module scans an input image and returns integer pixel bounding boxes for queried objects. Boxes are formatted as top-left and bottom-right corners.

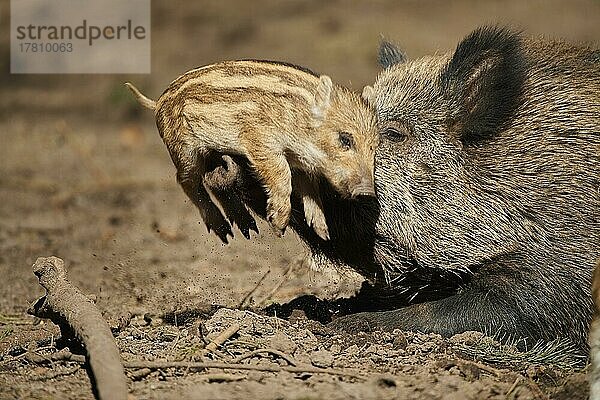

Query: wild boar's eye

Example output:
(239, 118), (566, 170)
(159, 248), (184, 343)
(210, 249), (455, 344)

(382, 127), (407, 143)
(338, 131), (354, 150)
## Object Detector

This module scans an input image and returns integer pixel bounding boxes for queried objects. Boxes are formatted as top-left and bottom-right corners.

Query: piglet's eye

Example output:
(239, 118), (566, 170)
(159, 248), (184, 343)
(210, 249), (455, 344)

(338, 131), (354, 150)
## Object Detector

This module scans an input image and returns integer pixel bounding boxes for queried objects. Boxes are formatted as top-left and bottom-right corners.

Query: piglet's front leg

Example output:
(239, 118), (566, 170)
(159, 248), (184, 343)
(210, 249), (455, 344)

(246, 148), (293, 236)
(303, 196), (329, 240)
(295, 174), (329, 241)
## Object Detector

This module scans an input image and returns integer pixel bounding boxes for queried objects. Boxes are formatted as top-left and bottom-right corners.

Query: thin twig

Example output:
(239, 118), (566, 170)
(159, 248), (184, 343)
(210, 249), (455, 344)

(0, 345), (57, 366)
(51, 349), (86, 363)
(233, 348), (298, 366)
(237, 269), (271, 308)
(255, 263), (296, 307)
(129, 368), (152, 381)
(121, 360), (364, 380)
(31, 365), (81, 381)
(203, 323), (241, 354)
(28, 349), (364, 380)
(506, 376), (521, 399)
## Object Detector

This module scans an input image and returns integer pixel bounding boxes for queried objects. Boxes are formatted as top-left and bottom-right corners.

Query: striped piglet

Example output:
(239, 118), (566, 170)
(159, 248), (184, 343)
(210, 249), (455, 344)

(126, 60), (378, 243)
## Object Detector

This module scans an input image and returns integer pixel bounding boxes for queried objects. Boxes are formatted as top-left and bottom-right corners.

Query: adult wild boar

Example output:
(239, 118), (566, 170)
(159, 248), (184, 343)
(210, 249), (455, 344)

(204, 26), (600, 354)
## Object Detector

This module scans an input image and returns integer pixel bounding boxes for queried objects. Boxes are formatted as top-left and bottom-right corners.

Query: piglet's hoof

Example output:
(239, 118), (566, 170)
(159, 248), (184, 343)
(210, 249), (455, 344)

(204, 211), (233, 244)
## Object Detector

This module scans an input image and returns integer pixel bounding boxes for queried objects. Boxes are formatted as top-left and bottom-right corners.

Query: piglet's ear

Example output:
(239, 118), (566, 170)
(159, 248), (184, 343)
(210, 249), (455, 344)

(441, 26), (526, 145)
(378, 40), (406, 68)
(312, 75), (333, 121)
(361, 85), (375, 105)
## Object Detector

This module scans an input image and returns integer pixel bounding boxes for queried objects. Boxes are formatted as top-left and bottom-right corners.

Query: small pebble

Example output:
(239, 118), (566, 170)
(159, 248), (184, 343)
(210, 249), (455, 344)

(329, 344), (342, 354)
(364, 344), (378, 355)
(129, 368), (152, 381)
(268, 331), (297, 354)
(310, 350), (333, 368)
(392, 332), (408, 350)
(345, 344), (360, 356)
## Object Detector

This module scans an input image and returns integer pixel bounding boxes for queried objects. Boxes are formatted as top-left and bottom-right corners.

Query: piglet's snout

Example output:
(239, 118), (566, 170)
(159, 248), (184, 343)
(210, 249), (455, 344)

(350, 175), (376, 198)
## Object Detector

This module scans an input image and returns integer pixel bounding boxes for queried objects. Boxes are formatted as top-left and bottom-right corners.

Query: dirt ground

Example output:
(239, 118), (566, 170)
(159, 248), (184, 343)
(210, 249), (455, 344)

(1, 1), (599, 399)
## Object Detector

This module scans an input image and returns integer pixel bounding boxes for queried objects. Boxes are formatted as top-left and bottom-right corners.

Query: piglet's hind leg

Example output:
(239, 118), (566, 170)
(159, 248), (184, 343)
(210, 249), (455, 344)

(206, 156), (259, 239)
(178, 171), (233, 243)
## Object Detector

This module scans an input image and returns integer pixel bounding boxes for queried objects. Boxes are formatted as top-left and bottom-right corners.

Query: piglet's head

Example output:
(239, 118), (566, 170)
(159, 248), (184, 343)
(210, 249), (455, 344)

(311, 75), (379, 199)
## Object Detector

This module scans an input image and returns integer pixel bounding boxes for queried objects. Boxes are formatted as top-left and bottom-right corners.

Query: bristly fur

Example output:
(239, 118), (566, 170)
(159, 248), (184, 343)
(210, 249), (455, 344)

(378, 40), (406, 68)
(239, 59), (320, 77)
(280, 26), (600, 356)
(590, 261), (600, 396)
(197, 27), (599, 357)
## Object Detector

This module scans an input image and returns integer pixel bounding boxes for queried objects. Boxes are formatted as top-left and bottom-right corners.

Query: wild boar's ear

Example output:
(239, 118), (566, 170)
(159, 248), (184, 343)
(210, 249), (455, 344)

(312, 75), (333, 121)
(441, 26), (526, 145)
(378, 40), (406, 68)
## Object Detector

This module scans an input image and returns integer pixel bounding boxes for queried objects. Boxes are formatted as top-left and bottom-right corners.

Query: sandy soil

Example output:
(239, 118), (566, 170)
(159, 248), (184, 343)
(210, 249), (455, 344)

(1, 0), (599, 399)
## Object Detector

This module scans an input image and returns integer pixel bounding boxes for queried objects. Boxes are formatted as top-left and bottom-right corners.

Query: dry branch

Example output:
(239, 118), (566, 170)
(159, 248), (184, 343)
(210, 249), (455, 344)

(28, 256), (127, 400)
(255, 262), (296, 306)
(31, 365), (81, 381)
(237, 269), (271, 308)
(121, 360), (364, 379)
(203, 323), (240, 355)
(233, 348), (298, 366)
(26, 348), (365, 380)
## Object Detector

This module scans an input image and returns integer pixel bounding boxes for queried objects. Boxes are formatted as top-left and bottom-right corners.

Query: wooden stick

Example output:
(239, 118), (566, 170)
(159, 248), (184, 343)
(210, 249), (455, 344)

(29, 349), (364, 380)
(121, 360), (364, 379)
(233, 348), (298, 366)
(31, 365), (81, 381)
(505, 377), (521, 398)
(203, 323), (241, 354)
(28, 256), (127, 400)
(255, 263), (295, 306)
(237, 269), (271, 308)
